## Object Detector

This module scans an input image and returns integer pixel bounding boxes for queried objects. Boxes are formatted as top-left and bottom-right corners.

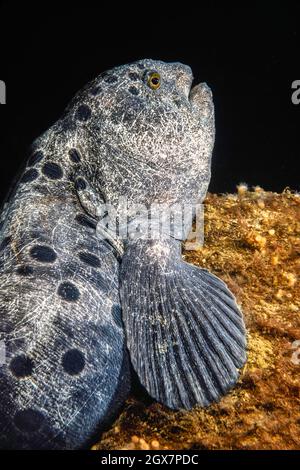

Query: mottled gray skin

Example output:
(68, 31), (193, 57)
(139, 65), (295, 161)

(98, 59), (247, 410)
(0, 59), (247, 449)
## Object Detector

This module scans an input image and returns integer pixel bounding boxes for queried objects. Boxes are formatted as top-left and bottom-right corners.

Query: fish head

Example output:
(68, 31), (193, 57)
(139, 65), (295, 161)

(71, 59), (215, 207)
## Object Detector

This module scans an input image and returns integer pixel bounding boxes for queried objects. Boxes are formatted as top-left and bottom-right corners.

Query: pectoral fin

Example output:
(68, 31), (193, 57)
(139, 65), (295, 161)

(120, 239), (246, 410)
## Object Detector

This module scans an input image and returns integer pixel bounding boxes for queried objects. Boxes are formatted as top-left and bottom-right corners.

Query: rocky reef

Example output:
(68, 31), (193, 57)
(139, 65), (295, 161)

(92, 187), (300, 450)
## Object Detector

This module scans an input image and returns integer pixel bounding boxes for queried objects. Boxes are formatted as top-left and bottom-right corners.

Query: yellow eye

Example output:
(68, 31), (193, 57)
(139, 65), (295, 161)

(147, 71), (161, 90)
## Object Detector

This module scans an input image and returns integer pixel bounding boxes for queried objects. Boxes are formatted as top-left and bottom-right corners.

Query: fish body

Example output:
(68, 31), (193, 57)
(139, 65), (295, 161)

(0, 88), (131, 450)
(0, 59), (247, 448)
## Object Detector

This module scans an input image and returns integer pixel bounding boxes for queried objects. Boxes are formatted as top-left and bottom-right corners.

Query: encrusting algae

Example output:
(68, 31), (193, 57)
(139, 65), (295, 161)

(92, 186), (300, 450)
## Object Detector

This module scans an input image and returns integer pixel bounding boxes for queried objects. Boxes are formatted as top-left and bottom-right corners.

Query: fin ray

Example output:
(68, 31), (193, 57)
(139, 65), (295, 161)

(120, 240), (247, 410)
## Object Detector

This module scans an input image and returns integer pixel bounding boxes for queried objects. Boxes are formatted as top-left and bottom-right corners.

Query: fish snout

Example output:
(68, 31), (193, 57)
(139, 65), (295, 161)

(172, 63), (194, 100)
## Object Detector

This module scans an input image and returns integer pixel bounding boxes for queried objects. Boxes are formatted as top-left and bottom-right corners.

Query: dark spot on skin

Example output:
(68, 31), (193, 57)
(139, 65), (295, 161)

(75, 177), (87, 191)
(114, 97), (143, 125)
(32, 184), (49, 195)
(111, 303), (121, 318)
(10, 354), (34, 377)
(78, 251), (101, 268)
(16, 265), (34, 276)
(0, 236), (11, 251)
(104, 74), (118, 84)
(129, 86), (139, 96)
(62, 349), (85, 375)
(137, 63), (145, 70)
(111, 304), (123, 327)
(123, 109), (136, 124)
(14, 409), (44, 433)
(28, 150), (44, 167)
(128, 72), (139, 81)
(90, 86), (102, 96)
(57, 281), (80, 302)
(75, 104), (92, 122)
(20, 169), (39, 184)
(75, 213), (97, 230)
(69, 148), (81, 163)
(30, 245), (57, 263)
(42, 162), (63, 180)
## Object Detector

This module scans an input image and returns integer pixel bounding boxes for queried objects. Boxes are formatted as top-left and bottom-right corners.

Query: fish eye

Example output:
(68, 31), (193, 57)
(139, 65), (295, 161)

(147, 71), (161, 90)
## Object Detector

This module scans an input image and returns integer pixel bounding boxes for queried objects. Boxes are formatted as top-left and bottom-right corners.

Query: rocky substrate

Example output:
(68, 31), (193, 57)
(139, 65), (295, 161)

(92, 187), (300, 450)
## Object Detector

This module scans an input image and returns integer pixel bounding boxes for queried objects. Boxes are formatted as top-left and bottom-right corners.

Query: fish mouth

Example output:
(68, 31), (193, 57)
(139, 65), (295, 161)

(188, 81), (201, 103)
(184, 78), (205, 106)
(182, 75), (194, 102)
(179, 72), (207, 104)
(188, 83), (195, 103)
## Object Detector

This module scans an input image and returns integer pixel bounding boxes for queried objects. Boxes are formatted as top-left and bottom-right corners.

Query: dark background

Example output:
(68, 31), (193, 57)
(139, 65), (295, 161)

(0, 2), (299, 204)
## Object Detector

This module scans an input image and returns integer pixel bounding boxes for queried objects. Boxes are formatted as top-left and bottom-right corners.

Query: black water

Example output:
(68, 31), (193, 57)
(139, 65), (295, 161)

(0, 2), (299, 202)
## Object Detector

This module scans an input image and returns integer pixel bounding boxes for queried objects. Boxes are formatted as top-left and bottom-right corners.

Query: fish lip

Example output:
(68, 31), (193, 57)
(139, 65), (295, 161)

(188, 81), (212, 108)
